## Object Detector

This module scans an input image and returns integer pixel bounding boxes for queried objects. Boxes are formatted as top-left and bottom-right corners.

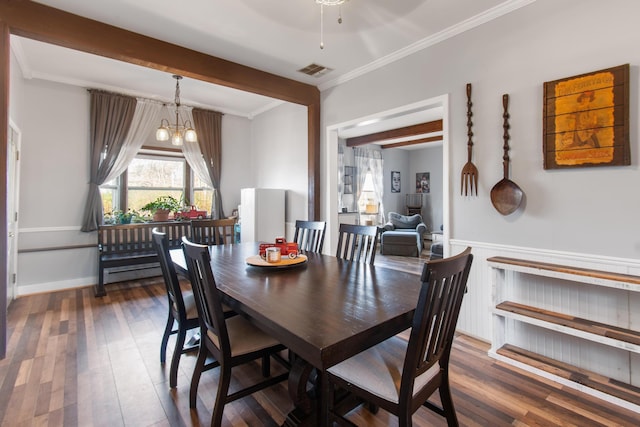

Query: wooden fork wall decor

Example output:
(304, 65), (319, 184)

(461, 83), (479, 196)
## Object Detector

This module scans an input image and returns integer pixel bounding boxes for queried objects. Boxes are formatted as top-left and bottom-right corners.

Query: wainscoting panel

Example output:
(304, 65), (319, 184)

(449, 239), (640, 344)
(17, 226), (98, 295)
(450, 238), (640, 411)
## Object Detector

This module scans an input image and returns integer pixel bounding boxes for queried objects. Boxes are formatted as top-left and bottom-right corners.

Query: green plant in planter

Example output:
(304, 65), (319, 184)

(108, 209), (140, 224)
(141, 195), (182, 221)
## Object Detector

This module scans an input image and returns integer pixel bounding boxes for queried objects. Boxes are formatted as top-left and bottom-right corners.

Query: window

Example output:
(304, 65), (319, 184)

(100, 177), (119, 213)
(127, 156), (184, 211)
(193, 172), (214, 212)
(100, 150), (213, 216)
(358, 171), (378, 214)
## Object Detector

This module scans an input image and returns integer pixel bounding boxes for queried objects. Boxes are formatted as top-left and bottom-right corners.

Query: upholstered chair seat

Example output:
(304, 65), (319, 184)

(327, 335), (440, 403)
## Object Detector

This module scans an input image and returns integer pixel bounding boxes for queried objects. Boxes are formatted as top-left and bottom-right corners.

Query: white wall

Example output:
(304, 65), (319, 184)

(250, 102), (308, 226)
(320, 0), (640, 340)
(9, 50), (25, 125)
(13, 78), (96, 294)
(409, 146), (443, 231)
(380, 147), (408, 216)
(220, 114), (253, 215)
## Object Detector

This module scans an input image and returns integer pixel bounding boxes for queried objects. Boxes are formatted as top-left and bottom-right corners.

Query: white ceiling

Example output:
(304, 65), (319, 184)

(11, 0), (533, 141)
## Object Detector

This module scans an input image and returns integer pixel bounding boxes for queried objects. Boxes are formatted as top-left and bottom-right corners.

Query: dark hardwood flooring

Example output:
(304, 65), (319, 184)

(1, 249), (638, 426)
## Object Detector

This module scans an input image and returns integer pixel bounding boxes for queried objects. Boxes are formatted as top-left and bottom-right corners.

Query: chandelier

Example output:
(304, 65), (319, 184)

(156, 75), (197, 146)
(316, 0), (347, 49)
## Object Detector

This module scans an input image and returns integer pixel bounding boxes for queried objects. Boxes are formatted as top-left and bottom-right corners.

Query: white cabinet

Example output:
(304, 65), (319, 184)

(488, 257), (640, 413)
(240, 188), (285, 243)
(338, 212), (358, 225)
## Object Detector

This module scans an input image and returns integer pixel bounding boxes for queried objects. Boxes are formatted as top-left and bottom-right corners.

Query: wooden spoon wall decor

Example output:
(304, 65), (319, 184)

(490, 94), (524, 215)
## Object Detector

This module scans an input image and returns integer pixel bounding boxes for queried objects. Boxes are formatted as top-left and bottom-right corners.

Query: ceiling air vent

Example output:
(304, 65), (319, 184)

(297, 63), (333, 77)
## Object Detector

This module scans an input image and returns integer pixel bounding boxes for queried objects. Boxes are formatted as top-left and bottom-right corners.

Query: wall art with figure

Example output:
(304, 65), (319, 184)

(416, 172), (430, 193)
(391, 171), (401, 193)
(543, 64), (629, 169)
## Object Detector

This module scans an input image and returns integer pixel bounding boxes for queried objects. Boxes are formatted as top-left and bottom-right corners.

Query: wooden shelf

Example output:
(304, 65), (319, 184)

(495, 301), (640, 349)
(495, 344), (640, 408)
(487, 256), (640, 291)
(489, 257), (640, 413)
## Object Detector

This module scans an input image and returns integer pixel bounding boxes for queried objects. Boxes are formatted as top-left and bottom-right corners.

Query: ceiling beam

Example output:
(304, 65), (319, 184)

(381, 135), (443, 149)
(0, 0), (321, 220)
(0, 1), (319, 106)
(345, 119), (443, 147)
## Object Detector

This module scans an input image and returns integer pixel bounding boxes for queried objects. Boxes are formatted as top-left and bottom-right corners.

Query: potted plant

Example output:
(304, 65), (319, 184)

(106, 209), (139, 224)
(141, 196), (182, 222)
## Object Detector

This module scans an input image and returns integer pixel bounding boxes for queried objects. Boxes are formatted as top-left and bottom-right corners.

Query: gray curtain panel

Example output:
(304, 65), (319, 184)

(81, 90), (136, 232)
(192, 108), (225, 219)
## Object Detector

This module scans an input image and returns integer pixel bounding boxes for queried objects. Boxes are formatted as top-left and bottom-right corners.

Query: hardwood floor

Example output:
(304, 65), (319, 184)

(1, 251), (638, 426)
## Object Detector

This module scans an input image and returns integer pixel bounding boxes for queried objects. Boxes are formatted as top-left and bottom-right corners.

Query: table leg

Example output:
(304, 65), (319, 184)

(283, 357), (320, 426)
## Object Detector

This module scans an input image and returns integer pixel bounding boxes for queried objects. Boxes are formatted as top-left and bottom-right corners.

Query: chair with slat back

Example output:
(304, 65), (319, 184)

(324, 247), (474, 427)
(335, 223), (379, 265)
(190, 218), (237, 245)
(293, 220), (326, 253)
(151, 228), (200, 388)
(181, 237), (289, 426)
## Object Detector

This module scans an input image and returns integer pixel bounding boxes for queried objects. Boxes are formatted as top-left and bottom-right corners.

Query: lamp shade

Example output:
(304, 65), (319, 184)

(184, 127), (197, 143)
(156, 125), (170, 142)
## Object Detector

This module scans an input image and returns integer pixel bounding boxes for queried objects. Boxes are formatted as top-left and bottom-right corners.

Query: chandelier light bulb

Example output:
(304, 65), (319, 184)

(156, 121), (170, 142)
(185, 127), (197, 143)
(171, 132), (183, 146)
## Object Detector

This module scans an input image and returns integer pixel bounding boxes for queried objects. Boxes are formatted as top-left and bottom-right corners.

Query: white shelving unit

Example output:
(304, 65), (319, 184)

(487, 256), (640, 413)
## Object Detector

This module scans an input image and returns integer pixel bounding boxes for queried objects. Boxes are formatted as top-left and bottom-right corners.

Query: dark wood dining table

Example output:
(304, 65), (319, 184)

(170, 241), (422, 426)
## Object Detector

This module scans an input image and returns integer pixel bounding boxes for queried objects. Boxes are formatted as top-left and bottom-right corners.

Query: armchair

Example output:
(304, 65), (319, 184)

(380, 212), (428, 257)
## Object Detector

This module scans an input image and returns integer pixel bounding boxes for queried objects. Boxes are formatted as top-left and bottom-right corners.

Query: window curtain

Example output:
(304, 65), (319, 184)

(369, 150), (385, 224)
(354, 147), (369, 220)
(104, 99), (163, 183)
(354, 147), (385, 224)
(182, 107), (214, 198)
(81, 90), (137, 232)
(192, 108), (225, 219)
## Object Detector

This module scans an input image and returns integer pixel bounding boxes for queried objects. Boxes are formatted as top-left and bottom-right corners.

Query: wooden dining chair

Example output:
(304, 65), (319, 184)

(181, 237), (289, 426)
(190, 218), (237, 245)
(293, 220), (326, 253)
(335, 223), (379, 265)
(324, 247), (474, 427)
(152, 228), (200, 389)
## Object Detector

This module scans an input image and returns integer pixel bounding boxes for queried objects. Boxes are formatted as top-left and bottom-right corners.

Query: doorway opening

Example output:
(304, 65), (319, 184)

(324, 95), (450, 255)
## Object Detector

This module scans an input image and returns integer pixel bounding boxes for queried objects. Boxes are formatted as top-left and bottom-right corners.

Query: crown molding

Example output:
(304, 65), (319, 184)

(318, 0), (537, 91)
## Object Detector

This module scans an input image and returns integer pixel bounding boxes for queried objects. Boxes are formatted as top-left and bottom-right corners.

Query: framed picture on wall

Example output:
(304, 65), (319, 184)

(416, 172), (430, 193)
(543, 64), (630, 169)
(391, 171), (401, 193)
(343, 166), (356, 194)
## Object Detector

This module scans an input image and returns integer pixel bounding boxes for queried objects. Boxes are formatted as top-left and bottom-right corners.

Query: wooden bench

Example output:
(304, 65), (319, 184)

(96, 222), (192, 296)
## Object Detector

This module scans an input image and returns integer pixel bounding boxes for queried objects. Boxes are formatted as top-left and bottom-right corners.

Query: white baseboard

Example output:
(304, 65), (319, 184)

(16, 266), (163, 297)
(17, 276), (96, 296)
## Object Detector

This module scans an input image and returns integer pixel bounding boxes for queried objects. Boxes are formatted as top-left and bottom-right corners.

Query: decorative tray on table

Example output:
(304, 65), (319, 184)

(245, 254), (308, 269)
